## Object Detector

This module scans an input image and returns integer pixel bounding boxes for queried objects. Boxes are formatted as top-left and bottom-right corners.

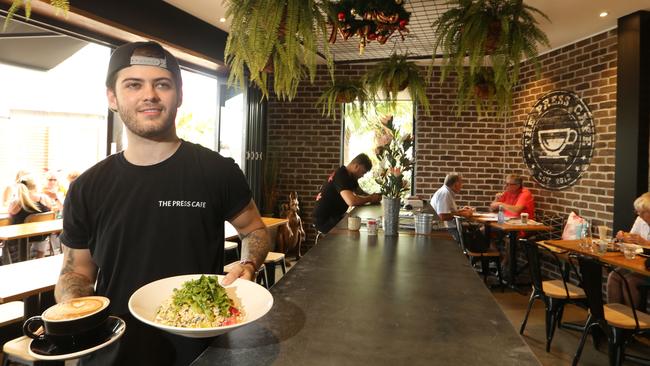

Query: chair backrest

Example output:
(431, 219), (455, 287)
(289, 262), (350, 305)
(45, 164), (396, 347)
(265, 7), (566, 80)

(454, 216), (465, 249)
(522, 239), (545, 293)
(577, 255), (605, 321)
(24, 211), (56, 223)
(455, 216), (488, 253)
(0, 217), (10, 227)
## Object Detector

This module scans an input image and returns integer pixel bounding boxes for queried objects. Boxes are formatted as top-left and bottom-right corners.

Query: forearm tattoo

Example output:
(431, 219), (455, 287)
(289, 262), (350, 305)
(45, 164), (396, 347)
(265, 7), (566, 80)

(239, 227), (271, 269)
(55, 248), (95, 302)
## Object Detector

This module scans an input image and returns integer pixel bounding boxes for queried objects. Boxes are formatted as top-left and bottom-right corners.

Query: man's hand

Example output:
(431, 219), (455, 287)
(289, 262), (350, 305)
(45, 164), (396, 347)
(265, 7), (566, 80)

(222, 262), (255, 285)
(224, 200), (270, 286)
(370, 193), (382, 204)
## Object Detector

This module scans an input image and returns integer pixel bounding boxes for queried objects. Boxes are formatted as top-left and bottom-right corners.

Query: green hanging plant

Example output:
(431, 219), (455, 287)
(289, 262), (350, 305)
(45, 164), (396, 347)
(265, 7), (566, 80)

(4, 0), (69, 30)
(224, 0), (334, 101)
(431, 0), (550, 116)
(316, 79), (369, 118)
(363, 53), (430, 115)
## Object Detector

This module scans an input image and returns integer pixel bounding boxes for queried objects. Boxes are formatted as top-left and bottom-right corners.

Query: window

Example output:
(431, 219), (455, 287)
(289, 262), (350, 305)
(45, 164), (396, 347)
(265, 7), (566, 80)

(343, 101), (414, 196)
(0, 42), (110, 190)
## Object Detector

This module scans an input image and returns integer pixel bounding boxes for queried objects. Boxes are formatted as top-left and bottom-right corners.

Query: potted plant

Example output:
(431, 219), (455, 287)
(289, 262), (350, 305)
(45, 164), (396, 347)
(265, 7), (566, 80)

(363, 53), (430, 115)
(5, 0), (69, 28)
(431, 0), (550, 115)
(373, 115), (413, 235)
(224, 0), (334, 101)
(316, 79), (369, 118)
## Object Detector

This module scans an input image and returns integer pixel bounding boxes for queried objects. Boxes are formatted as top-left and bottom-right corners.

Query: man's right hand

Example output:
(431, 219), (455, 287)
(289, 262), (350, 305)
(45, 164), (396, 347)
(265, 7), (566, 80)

(369, 193), (382, 204)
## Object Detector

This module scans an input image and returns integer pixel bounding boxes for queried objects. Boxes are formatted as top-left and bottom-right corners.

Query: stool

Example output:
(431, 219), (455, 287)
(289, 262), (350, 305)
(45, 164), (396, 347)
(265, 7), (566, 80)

(264, 252), (287, 287)
(224, 241), (240, 259)
(2, 336), (63, 366)
(223, 262), (268, 289)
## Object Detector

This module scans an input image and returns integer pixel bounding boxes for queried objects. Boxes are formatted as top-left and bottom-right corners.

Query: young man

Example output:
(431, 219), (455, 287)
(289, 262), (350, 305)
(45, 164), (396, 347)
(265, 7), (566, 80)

(313, 153), (382, 234)
(55, 41), (270, 365)
(489, 174), (535, 219)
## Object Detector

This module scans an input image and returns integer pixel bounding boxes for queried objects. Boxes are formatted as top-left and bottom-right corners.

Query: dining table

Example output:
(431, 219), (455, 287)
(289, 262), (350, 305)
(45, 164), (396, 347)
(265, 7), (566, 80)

(543, 239), (650, 276)
(0, 219), (63, 262)
(0, 254), (63, 318)
(192, 206), (540, 365)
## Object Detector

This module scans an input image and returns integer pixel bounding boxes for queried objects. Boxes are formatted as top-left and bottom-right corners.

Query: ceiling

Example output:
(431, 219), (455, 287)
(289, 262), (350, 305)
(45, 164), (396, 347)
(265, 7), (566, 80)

(164, 0), (650, 63)
(0, 15), (87, 70)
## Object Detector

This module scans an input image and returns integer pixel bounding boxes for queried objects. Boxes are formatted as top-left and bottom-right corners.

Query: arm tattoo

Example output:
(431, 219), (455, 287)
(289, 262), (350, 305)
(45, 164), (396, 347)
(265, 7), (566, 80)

(239, 227), (270, 270)
(55, 248), (95, 302)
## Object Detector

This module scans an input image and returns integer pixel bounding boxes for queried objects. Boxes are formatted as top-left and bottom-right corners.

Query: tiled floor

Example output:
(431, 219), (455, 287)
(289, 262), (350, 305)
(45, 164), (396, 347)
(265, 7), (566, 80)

(493, 288), (650, 365)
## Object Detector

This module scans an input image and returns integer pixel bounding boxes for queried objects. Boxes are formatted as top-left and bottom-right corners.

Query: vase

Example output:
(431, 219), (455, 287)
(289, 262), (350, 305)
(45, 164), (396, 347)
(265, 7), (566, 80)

(382, 196), (400, 236)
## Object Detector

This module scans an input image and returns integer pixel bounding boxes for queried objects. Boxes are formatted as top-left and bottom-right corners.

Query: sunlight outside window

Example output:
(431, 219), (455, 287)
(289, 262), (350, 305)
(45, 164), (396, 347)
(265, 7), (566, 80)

(343, 101), (414, 197)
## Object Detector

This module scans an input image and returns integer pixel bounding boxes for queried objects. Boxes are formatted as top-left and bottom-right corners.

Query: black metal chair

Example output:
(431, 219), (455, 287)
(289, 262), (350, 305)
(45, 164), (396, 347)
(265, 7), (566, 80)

(455, 216), (503, 287)
(573, 256), (650, 366)
(519, 239), (587, 352)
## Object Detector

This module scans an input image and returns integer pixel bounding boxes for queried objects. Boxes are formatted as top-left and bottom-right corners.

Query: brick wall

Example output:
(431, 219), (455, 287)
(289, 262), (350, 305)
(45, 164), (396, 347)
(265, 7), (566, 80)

(267, 29), (617, 248)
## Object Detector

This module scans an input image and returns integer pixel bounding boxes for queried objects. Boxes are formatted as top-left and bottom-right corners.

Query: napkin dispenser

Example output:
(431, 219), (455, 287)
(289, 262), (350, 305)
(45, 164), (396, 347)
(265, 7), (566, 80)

(405, 198), (424, 209)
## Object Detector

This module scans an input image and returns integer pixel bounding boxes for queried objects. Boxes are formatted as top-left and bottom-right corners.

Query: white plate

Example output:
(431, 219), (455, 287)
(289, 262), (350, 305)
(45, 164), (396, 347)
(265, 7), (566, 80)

(128, 274), (273, 338)
(28, 316), (125, 361)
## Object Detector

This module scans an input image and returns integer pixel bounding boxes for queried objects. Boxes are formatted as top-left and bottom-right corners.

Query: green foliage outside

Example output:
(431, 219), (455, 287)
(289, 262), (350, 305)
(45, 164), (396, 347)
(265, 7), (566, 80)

(344, 101), (413, 197)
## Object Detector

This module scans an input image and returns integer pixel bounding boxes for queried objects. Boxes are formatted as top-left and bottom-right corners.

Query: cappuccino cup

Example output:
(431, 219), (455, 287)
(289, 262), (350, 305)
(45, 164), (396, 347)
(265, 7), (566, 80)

(23, 296), (110, 348)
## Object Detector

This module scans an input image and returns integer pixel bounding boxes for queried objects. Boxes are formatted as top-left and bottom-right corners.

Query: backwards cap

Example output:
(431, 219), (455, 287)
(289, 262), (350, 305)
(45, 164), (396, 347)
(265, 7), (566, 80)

(105, 41), (182, 88)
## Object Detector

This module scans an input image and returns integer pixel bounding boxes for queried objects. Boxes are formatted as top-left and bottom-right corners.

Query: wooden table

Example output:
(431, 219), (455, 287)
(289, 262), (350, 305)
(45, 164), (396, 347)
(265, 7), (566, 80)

(0, 254), (63, 318)
(192, 229), (540, 365)
(470, 215), (551, 289)
(544, 239), (650, 276)
(0, 219), (63, 261)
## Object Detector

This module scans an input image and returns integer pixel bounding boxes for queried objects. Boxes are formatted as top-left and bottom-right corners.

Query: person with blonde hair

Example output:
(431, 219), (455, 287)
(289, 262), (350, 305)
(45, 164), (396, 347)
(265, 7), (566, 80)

(7, 175), (53, 258)
(607, 192), (650, 308)
(1, 169), (28, 209)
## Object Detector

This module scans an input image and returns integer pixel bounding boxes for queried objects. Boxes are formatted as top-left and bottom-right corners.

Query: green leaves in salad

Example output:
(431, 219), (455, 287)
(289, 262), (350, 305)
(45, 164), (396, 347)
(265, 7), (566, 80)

(171, 275), (233, 320)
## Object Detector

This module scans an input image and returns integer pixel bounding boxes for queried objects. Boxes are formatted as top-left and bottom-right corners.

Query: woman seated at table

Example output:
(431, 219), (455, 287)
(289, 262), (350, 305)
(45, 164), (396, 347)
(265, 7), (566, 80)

(607, 192), (650, 309)
(7, 175), (53, 259)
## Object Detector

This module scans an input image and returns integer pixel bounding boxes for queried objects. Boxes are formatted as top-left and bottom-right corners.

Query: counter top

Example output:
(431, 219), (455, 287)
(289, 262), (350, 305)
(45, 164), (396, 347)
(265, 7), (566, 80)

(192, 229), (539, 365)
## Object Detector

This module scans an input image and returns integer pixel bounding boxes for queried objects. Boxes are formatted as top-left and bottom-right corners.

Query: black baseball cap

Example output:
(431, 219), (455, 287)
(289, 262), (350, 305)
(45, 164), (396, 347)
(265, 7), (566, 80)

(105, 41), (182, 88)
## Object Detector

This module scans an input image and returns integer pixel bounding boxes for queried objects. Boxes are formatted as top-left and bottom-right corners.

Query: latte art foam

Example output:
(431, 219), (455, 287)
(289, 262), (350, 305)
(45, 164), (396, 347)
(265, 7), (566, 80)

(43, 297), (107, 321)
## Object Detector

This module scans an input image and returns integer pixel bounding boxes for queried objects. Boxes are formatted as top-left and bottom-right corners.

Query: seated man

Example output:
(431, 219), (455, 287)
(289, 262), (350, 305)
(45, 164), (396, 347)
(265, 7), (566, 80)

(313, 154), (382, 234)
(430, 173), (473, 241)
(489, 174), (535, 219)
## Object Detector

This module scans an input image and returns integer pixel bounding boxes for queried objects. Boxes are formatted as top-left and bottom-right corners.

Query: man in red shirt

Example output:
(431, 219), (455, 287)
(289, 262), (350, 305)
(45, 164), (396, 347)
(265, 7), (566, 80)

(489, 174), (535, 219)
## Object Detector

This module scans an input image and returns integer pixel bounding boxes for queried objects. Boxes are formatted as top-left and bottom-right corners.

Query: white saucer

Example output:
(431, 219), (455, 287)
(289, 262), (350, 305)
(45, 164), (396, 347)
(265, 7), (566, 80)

(28, 316), (126, 361)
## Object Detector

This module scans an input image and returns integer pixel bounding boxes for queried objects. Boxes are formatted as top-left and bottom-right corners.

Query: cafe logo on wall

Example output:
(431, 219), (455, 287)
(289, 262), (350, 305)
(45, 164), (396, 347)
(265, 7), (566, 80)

(522, 90), (594, 190)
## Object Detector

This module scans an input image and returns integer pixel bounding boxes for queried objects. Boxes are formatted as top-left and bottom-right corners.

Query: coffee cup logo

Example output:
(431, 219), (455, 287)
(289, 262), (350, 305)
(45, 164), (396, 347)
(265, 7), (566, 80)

(522, 90), (594, 190)
(538, 128), (578, 158)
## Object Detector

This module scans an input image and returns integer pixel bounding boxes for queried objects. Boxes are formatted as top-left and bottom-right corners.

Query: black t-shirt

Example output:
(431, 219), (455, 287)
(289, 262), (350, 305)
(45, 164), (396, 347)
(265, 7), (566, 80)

(60, 140), (252, 316)
(313, 166), (358, 233)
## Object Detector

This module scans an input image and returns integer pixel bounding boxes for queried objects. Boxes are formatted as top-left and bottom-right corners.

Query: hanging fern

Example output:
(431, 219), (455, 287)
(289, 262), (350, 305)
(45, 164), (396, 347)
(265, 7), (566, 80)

(430, 0), (550, 116)
(224, 0), (333, 101)
(316, 79), (369, 118)
(363, 53), (430, 116)
(4, 0), (69, 30)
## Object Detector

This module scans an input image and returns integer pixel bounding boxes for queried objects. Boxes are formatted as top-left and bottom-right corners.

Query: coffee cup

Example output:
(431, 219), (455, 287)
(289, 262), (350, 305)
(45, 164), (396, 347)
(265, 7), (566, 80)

(348, 216), (361, 231)
(23, 296), (110, 348)
(520, 213), (529, 224)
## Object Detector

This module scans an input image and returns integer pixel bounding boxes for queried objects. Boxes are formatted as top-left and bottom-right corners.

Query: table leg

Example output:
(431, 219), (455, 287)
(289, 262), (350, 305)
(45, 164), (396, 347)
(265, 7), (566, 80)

(24, 295), (39, 318)
(266, 262), (276, 287)
(18, 238), (28, 262)
(508, 231), (517, 287)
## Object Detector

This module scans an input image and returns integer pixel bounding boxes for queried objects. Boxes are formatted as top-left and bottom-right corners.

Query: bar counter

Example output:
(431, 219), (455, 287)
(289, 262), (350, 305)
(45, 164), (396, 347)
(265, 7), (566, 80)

(192, 226), (539, 365)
